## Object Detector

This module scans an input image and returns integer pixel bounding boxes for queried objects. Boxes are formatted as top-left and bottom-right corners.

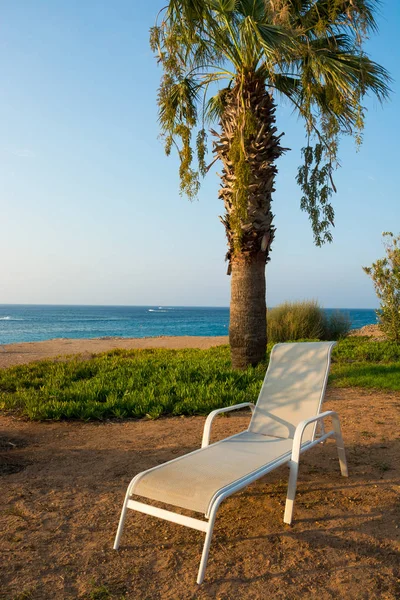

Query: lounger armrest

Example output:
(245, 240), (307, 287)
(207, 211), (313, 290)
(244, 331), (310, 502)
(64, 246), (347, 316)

(291, 410), (341, 461)
(201, 402), (256, 448)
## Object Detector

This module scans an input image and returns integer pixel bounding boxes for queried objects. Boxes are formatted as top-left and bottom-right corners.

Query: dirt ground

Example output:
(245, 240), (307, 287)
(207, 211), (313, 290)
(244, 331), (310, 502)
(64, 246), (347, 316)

(1, 388), (399, 600)
(0, 337), (230, 370)
(348, 325), (386, 340)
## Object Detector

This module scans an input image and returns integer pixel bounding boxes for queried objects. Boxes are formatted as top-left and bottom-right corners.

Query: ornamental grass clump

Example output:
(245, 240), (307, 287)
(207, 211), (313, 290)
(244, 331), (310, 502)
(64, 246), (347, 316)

(267, 301), (350, 343)
(267, 301), (323, 342)
(363, 232), (400, 343)
(322, 310), (352, 341)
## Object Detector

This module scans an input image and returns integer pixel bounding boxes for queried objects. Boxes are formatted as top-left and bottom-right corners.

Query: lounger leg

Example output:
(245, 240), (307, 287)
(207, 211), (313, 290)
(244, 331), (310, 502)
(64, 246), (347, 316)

(332, 416), (349, 477)
(197, 506), (218, 585)
(318, 420), (327, 445)
(284, 459), (299, 525)
(114, 477), (139, 550)
(113, 493), (130, 550)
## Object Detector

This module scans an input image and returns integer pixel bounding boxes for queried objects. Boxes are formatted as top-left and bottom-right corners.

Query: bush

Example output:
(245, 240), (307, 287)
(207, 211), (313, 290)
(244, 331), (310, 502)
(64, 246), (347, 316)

(267, 301), (351, 343)
(363, 232), (400, 342)
(322, 310), (352, 341)
(267, 300), (322, 342)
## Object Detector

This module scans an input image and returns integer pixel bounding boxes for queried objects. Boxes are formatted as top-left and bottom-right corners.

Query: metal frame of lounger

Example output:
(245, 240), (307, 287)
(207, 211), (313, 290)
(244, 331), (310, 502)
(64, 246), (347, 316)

(113, 344), (348, 584)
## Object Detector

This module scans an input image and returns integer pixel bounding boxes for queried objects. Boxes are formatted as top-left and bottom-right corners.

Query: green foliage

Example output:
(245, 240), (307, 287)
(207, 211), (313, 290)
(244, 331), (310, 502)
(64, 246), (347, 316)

(296, 144), (335, 246)
(151, 0), (391, 241)
(205, 87), (230, 123)
(333, 337), (400, 363)
(363, 232), (400, 342)
(329, 363), (400, 391)
(267, 300), (323, 342)
(0, 347), (267, 421)
(330, 336), (400, 390)
(323, 310), (352, 341)
(196, 128), (207, 176)
(267, 301), (350, 342)
(1, 337), (399, 421)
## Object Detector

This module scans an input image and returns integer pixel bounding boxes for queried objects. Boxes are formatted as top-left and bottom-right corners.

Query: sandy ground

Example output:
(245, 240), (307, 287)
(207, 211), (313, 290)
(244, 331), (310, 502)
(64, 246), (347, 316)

(0, 337), (229, 370)
(1, 387), (399, 600)
(348, 325), (386, 340)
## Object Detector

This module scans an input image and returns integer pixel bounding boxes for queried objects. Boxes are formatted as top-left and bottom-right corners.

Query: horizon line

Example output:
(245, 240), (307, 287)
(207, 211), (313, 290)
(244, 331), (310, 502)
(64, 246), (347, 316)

(0, 303), (379, 310)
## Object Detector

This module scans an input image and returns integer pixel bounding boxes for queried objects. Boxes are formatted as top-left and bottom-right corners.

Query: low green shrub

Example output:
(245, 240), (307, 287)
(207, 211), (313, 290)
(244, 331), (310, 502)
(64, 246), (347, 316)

(267, 301), (350, 342)
(322, 310), (351, 341)
(267, 300), (323, 342)
(363, 232), (400, 342)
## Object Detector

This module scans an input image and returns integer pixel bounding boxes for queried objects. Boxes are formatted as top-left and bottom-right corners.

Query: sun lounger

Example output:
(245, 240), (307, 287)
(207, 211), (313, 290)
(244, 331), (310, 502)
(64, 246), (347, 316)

(114, 341), (348, 583)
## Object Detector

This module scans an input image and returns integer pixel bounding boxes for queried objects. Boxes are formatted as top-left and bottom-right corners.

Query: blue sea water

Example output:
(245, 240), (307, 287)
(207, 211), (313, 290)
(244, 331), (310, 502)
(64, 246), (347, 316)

(0, 305), (378, 345)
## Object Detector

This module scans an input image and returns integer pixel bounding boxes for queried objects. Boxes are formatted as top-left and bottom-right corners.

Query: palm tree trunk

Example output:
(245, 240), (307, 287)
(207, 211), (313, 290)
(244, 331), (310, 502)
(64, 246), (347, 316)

(230, 254), (266, 368)
(213, 76), (286, 369)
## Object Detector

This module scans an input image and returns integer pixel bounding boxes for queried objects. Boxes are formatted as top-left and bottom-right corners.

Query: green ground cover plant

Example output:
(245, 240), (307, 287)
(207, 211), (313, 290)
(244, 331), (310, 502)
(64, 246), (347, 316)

(0, 347), (266, 421)
(0, 337), (399, 421)
(329, 362), (400, 390)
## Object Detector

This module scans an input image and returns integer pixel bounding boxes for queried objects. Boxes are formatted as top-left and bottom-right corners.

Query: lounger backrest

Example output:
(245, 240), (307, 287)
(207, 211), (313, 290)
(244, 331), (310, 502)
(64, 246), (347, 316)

(248, 342), (336, 441)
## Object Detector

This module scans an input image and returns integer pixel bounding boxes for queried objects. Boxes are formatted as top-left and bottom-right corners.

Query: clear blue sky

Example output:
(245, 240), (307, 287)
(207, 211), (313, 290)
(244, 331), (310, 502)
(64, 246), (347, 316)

(1, 1), (399, 308)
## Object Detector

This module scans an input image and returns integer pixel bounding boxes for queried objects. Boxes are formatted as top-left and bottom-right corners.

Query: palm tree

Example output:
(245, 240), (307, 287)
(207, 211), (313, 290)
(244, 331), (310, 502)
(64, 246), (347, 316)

(150, 0), (390, 369)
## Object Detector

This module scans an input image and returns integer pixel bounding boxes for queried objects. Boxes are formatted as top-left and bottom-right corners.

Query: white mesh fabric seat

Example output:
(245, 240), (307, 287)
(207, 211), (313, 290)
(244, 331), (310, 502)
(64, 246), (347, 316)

(114, 342), (348, 585)
(133, 432), (294, 514)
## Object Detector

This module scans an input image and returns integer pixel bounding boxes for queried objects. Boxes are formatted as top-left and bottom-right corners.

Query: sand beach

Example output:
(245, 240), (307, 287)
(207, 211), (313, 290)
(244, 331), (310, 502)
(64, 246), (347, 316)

(0, 336), (229, 370)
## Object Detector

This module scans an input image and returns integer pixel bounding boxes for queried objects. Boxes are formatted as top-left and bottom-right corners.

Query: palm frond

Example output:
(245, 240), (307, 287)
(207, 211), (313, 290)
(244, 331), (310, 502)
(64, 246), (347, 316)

(159, 76), (200, 132)
(205, 87), (231, 123)
(237, 0), (266, 21)
(151, 0), (390, 216)
(299, 0), (379, 36)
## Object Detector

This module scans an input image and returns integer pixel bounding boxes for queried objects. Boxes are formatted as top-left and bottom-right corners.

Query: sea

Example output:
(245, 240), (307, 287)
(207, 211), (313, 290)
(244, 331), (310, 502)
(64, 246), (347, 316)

(0, 305), (378, 345)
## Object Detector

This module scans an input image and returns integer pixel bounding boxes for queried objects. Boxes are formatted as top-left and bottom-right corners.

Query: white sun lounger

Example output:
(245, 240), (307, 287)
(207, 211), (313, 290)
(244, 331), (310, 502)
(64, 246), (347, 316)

(114, 341), (348, 584)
